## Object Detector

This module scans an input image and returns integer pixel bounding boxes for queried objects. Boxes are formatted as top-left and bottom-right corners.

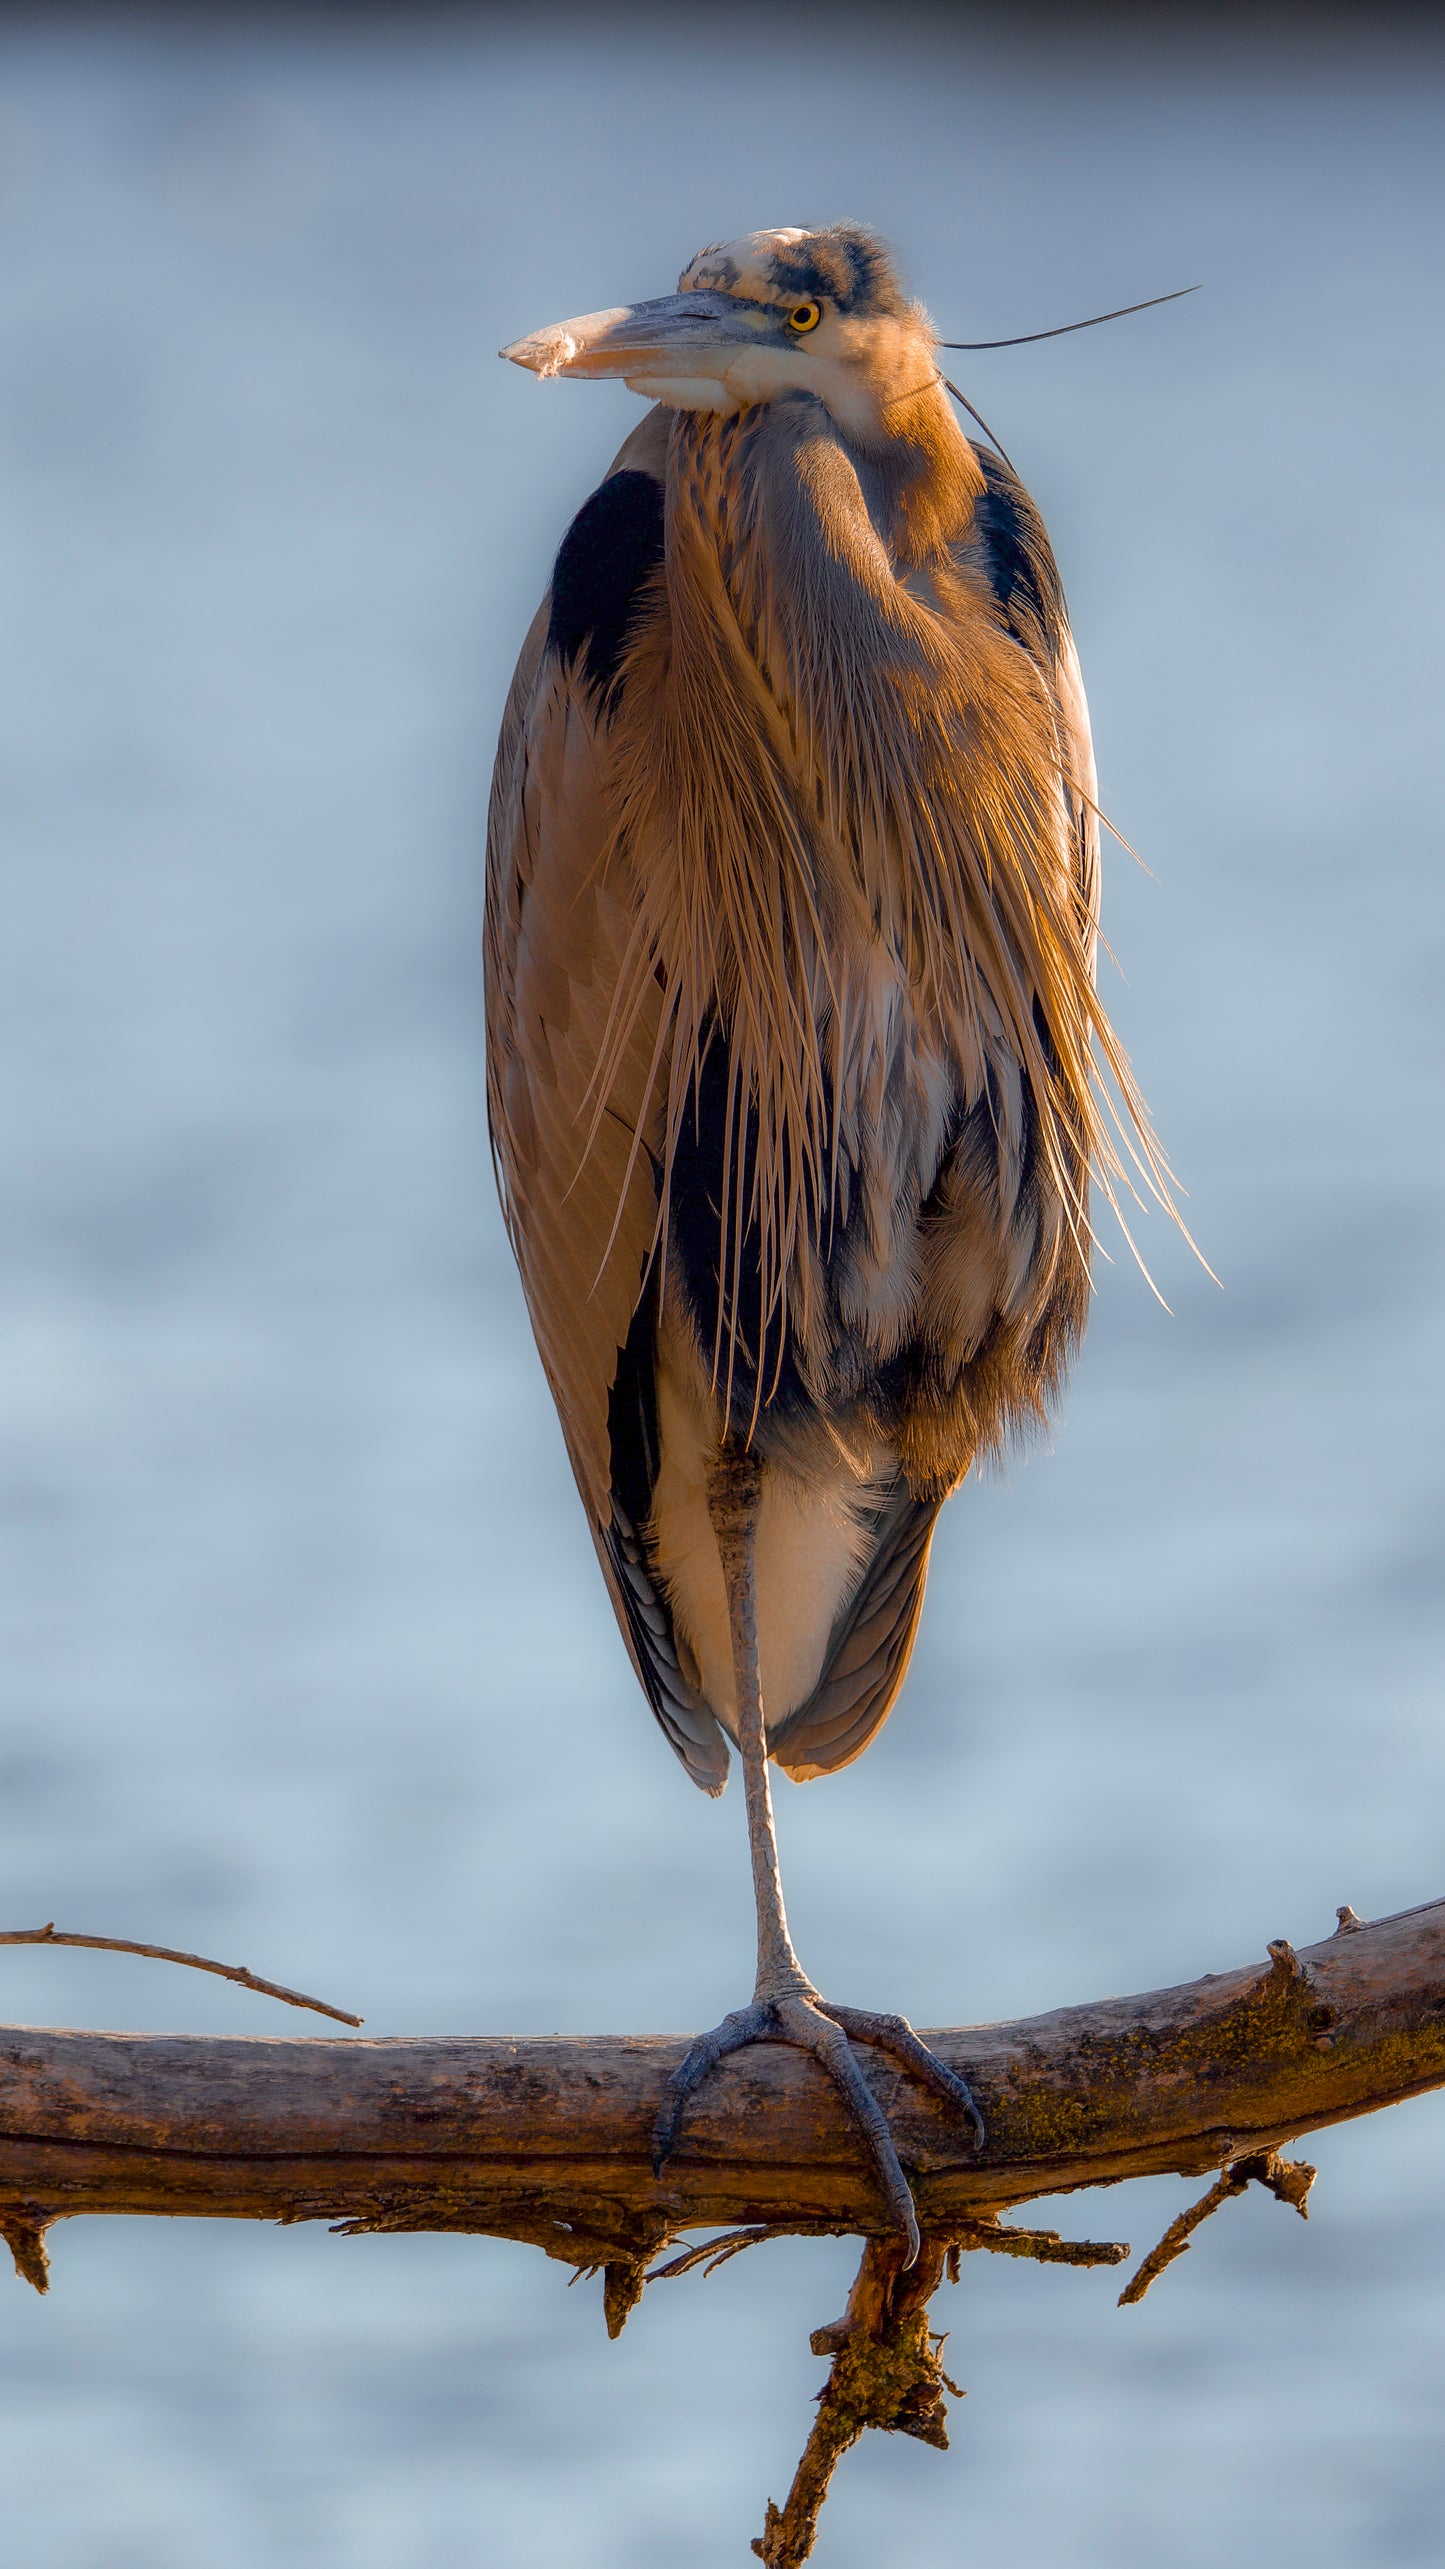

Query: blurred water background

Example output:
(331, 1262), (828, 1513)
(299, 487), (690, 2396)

(0, 6), (1442, 2562)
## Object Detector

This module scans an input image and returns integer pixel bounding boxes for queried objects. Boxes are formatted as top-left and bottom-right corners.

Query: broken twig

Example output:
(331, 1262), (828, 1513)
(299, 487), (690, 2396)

(650, 2225), (786, 2281)
(0, 2205), (52, 2295)
(946, 2218), (1130, 2274)
(1119, 2147), (1315, 2307)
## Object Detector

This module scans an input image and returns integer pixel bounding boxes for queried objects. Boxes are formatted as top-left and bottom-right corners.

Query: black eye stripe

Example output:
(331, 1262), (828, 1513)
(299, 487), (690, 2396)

(768, 228), (909, 319)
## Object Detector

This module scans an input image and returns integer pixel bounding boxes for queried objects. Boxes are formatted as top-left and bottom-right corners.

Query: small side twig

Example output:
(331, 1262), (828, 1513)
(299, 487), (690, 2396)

(947, 2218), (1130, 2274)
(0, 1925), (361, 2029)
(649, 2225), (780, 2281)
(1119, 2148), (1316, 2307)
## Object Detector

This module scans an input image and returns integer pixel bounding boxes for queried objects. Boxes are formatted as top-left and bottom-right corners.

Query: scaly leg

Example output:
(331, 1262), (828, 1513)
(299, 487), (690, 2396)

(651, 1450), (983, 2265)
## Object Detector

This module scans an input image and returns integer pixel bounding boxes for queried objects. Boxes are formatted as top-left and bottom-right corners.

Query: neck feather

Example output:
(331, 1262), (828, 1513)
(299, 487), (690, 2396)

(591, 396), (1143, 1390)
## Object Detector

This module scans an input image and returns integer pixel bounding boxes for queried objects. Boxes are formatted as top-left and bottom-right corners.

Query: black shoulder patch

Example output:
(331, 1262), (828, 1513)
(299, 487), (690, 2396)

(547, 469), (664, 702)
(969, 446), (1067, 660)
(664, 1019), (819, 1440)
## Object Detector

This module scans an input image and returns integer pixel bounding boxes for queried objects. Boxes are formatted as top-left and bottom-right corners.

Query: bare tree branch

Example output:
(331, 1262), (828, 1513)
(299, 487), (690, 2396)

(0, 1897), (1440, 2293)
(0, 1925), (362, 2027)
(4, 1896), (1441, 2560)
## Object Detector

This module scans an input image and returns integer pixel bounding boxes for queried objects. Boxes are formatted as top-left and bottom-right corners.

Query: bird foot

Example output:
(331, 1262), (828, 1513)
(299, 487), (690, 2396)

(651, 1989), (984, 2267)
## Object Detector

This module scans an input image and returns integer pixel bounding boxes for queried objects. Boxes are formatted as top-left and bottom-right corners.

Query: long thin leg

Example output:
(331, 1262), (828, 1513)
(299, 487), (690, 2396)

(651, 1449), (983, 2263)
(708, 1449), (811, 2005)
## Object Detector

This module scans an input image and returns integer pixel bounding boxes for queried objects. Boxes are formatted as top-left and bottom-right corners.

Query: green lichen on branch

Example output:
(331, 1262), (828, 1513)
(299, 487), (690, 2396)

(754, 2239), (958, 2568)
(972, 1925), (1442, 2183)
(751, 2212), (1139, 2566)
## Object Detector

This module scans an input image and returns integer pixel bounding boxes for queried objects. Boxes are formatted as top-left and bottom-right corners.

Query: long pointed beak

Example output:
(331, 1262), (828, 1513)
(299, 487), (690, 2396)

(500, 290), (760, 386)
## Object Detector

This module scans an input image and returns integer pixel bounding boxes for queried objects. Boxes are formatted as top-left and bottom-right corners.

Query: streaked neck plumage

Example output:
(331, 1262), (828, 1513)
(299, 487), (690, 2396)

(596, 388), (1100, 1407)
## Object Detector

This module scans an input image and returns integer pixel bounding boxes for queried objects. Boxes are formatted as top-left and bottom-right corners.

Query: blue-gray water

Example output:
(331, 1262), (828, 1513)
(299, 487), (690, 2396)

(2, 12), (1443, 2564)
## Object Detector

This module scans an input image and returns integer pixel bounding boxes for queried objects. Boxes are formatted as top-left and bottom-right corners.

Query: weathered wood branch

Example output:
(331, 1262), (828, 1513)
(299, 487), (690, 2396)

(2, 1897), (1442, 2312)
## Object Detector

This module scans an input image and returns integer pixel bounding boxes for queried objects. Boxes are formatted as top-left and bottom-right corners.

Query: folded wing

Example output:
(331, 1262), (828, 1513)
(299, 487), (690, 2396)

(484, 415), (728, 1791)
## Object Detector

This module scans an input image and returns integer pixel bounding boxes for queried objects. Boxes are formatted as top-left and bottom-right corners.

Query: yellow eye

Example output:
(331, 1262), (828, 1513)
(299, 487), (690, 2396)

(787, 301), (822, 334)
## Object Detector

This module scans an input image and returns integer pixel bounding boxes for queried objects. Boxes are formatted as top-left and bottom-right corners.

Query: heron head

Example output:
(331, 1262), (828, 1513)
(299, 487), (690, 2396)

(500, 225), (938, 441)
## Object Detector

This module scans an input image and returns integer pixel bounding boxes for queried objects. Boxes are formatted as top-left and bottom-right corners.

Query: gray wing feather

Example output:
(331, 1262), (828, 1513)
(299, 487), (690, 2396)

(768, 1486), (941, 1781)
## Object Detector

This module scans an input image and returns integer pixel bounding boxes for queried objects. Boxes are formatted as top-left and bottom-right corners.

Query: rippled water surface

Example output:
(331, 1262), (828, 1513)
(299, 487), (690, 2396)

(1, 11), (1443, 2564)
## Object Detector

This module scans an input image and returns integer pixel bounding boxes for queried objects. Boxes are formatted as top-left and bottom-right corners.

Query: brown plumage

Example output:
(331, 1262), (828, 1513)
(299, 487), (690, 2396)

(489, 225), (1170, 2252)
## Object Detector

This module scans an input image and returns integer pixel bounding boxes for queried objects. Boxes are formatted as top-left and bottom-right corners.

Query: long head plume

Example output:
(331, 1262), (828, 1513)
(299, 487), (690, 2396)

(939, 284), (1199, 352)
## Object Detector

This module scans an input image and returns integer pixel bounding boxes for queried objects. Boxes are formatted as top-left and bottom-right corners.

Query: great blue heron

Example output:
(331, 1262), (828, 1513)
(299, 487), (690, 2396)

(490, 225), (1168, 2259)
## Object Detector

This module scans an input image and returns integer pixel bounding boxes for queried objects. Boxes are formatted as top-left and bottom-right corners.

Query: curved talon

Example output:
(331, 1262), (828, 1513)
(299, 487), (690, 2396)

(817, 2003), (986, 2151)
(651, 1988), (991, 2267)
(651, 1999), (778, 2176)
(772, 1994), (921, 2265)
